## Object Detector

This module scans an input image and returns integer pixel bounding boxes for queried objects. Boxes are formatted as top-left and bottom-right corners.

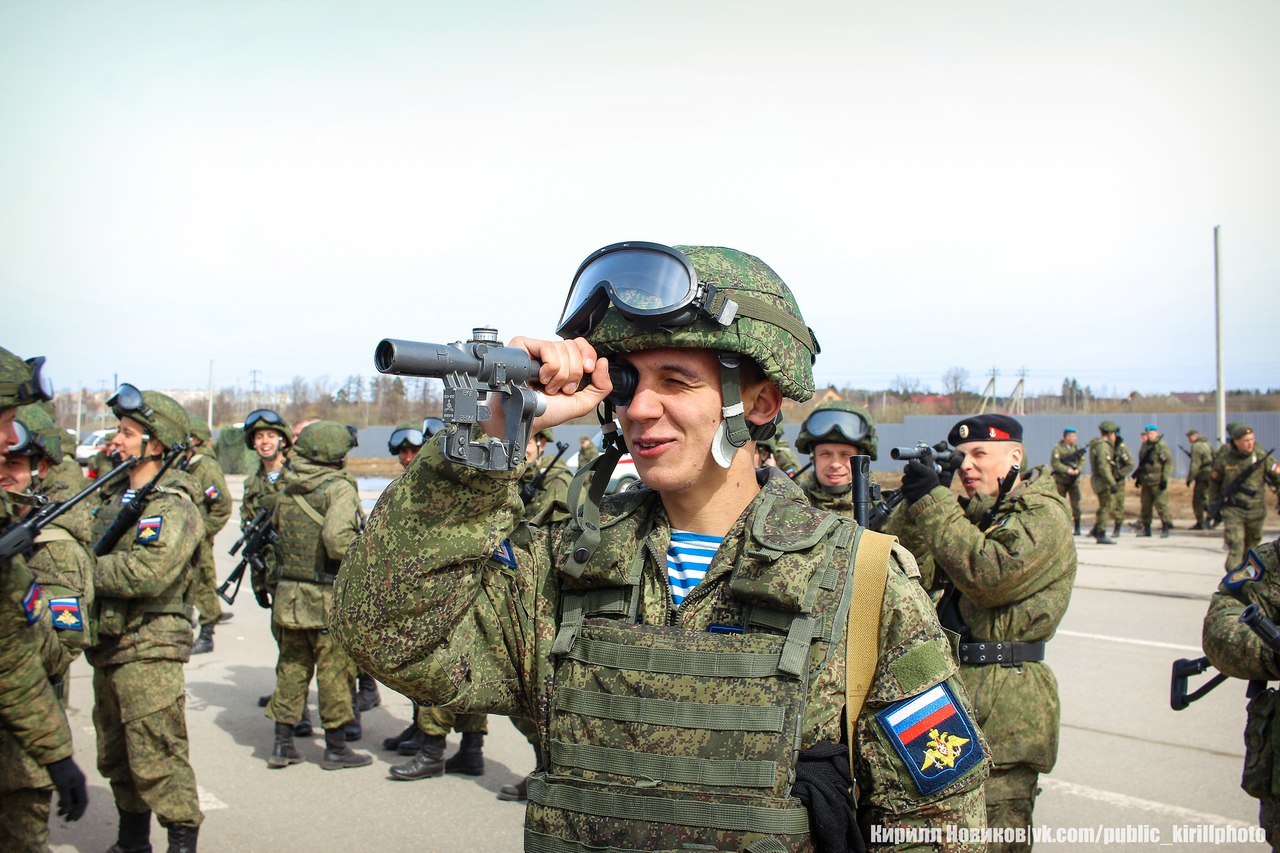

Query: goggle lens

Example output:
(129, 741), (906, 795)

(803, 409), (870, 445)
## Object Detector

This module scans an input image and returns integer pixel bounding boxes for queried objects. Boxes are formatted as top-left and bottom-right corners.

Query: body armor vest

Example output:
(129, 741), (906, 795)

(274, 481), (342, 584)
(528, 490), (862, 852)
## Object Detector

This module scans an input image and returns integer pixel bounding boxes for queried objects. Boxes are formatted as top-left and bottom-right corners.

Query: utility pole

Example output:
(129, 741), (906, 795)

(250, 369), (261, 408)
(1213, 226), (1226, 444)
(977, 367), (1000, 415)
(207, 360), (215, 430)
(76, 384), (83, 440)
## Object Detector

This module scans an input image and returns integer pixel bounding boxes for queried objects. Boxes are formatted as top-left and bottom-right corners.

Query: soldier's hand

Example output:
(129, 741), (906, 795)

(495, 336), (613, 436)
(1159, 479), (1168, 491)
(1068, 468), (1079, 476)
(254, 588), (272, 609)
(1185, 477), (1192, 487)
(1110, 483), (1119, 494)
(46, 756), (88, 821)
(901, 459), (941, 504)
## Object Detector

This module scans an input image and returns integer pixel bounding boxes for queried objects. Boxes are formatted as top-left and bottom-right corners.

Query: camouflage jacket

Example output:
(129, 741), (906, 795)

(1209, 446), (1280, 517)
(1049, 440), (1086, 481)
(519, 456), (572, 525)
(1113, 439), (1135, 481)
(1202, 538), (1280, 797)
(900, 466), (1076, 773)
(795, 469), (854, 519)
(87, 469), (204, 667)
(1135, 437), (1174, 487)
(333, 438), (988, 850)
(182, 449), (232, 542)
(1088, 438), (1116, 488)
(1188, 436), (1213, 482)
(44, 453), (89, 501)
(241, 462), (287, 525)
(270, 459), (361, 630)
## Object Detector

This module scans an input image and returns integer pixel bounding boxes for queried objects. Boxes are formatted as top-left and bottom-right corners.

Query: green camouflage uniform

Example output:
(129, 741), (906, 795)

(46, 453), (89, 500)
(333, 438), (988, 851)
(242, 463), (287, 524)
(1135, 434), (1174, 530)
(520, 455), (573, 525)
(265, 457), (362, 730)
(1202, 537), (1280, 845)
(1187, 435), (1214, 528)
(1087, 436), (1117, 534)
(88, 468), (204, 830)
(1111, 437), (1135, 532)
(1209, 445), (1280, 570)
(896, 467), (1075, 848)
(576, 441), (599, 466)
(1048, 440), (1085, 526)
(795, 469), (855, 518)
(182, 447), (232, 624)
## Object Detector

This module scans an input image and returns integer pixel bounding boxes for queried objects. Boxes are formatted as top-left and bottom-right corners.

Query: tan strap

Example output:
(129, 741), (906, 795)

(34, 527), (76, 544)
(290, 493), (327, 526)
(844, 529), (895, 778)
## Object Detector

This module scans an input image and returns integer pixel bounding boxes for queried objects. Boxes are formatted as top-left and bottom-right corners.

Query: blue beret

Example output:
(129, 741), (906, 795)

(1144, 424), (1158, 432)
(1063, 428), (1077, 435)
(948, 414), (1023, 446)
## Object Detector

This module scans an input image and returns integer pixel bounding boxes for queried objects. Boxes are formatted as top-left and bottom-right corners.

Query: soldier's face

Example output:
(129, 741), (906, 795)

(254, 429), (282, 459)
(112, 417), (154, 460)
(955, 440), (1023, 498)
(0, 408), (15, 463)
(814, 442), (857, 487)
(1064, 433), (1077, 446)
(1235, 433), (1256, 453)
(0, 455), (34, 493)
(397, 446), (419, 469)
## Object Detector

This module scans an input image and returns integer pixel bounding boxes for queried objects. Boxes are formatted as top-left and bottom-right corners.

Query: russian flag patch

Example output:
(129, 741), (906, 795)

(136, 516), (163, 543)
(876, 681), (984, 796)
(490, 539), (517, 568)
(21, 581), (42, 625)
(204, 484), (221, 502)
(50, 597), (84, 631)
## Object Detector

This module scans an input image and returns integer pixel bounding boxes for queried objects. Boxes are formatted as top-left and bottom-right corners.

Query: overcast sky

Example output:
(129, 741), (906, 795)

(2, 1), (1276, 402)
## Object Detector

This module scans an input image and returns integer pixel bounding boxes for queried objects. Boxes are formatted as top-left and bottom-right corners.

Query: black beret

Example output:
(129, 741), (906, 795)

(948, 414), (1023, 446)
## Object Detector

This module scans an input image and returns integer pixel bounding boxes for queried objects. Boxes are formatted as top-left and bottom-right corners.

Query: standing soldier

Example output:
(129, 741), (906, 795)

(791, 401), (877, 518)
(1201, 535), (1280, 845)
(1208, 425), (1280, 570)
(1088, 421), (1120, 544)
(262, 421), (371, 770)
(896, 414), (1076, 849)
(333, 242), (987, 849)
(89, 385), (204, 852)
(183, 418), (232, 654)
(1049, 428), (1085, 536)
(1111, 429), (1136, 538)
(519, 427), (572, 524)
(87, 430), (118, 480)
(1135, 424), (1175, 538)
(576, 433), (599, 466)
(1216, 422), (1243, 465)
(0, 392), (92, 849)
(1186, 428), (1214, 529)
(33, 401), (89, 499)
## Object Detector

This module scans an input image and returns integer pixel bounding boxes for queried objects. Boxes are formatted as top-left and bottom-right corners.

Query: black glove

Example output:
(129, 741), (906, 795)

(1185, 477), (1192, 488)
(936, 443), (963, 489)
(901, 459), (941, 505)
(254, 588), (272, 609)
(1110, 483), (1119, 494)
(46, 756), (88, 821)
(1159, 479), (1168, 491)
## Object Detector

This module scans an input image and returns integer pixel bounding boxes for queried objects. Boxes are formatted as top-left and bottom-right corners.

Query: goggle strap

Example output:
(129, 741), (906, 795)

(729, 294), (818, 354)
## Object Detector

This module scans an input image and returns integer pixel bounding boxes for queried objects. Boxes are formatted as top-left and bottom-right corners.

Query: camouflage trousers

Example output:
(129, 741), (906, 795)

(192, 538), (223, 625)
(1090, 479), (1117, 531)
(1053, 477), (1081, 524)
(266, 626), (355, 730)
(0, 787), (51, 853)
(416, 704), (488, 737)
(1139, 484), (1173, 527)
(93, 659), (203, 828)
(1191, 477), (1210, 527)
(1223, 508), (1267, 571)
(984, 764), (1039, 853)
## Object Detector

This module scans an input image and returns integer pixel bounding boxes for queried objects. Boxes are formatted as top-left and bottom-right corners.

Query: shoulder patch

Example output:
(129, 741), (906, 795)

(1223, 550), (1266, 592)
(136, 516), (163, 544)
(204, 484), (221, 502)
(21, 581), (43, 625)
(49, 597), (84, 631)
(876, 681), (984, 796)
(490, 539), (517, 568)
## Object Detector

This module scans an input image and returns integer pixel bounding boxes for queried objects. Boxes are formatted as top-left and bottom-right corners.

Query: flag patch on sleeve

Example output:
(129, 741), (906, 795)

(490, 539), (517, 568)
(21, 581), (42, 625)
(876, 681), (984, 796)
(50, 597), (84, 631)
(1224, 550), (1266, 592)
(204, 485), (221, 502)
(136, 516), (163, 543)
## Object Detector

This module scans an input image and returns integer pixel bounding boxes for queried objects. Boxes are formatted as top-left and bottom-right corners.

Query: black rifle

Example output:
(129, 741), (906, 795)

(979, 464), (1021, 532)
(1055, 446), (1087, 485)
(92, 445), (188, 556)
(1133, 440), (1158, 484)
(1179, 444), (1193, 460)
(217, 508), (277, 606)
(520, 441), (570, 504)
(865, 488), (901, 532)
(852, 455), (873, 529)
(0, 457), (137, 563)
(1172, 603), (1280, 710)
(1207, 447), (1276, 527)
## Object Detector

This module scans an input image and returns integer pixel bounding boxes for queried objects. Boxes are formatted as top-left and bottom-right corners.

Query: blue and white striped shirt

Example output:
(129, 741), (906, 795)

(666, 529), (723, 607)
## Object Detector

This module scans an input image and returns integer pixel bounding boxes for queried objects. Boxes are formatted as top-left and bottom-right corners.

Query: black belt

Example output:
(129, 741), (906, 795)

(958, 641), (1045, 666)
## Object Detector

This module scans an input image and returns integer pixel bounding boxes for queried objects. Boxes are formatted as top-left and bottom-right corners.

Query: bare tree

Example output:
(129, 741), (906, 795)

(942, 367), (971, 396)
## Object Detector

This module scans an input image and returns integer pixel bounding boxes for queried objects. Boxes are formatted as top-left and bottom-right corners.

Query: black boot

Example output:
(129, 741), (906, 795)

(1191, 521), (1205, 530)
(293, 707), (313, 738)
(1161, 523), (1172, 538)
(389, 735), (446, 780)
(382, 721), (420, 751)
(269, 721), (304, 768)
(356, 672), (381, 711)
(1095, 531), (1117, 545)
(216, 610), (233, 623)
(397, 727), (427, 755)
(344, 690), (362, 742)
(1112, 522), (1121, 537)
(498, 775), (529, 802)
(165, 824), (198, 853)
(1137, 523), (1152, 538)
(190, 623), (214, 655)
(322, 727), (372, 770)
(1073, 520), (1081, 536)
(107, 807), (153, 853)
(445, 731), (485, 776)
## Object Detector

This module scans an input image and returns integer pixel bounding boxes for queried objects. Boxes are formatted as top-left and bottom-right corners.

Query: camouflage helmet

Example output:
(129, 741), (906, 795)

(535, 426), (555, 442)
(189, 418), (212, 443)
(12, 404), (61, 461)
(110, 386), (190, 451)
(582, 246), (819, 402)
(293, 420), (357, 465)
(794, 401), (878, 460)
(243, 409), (292, 450)
(0, 347), (52, 412)
(1098, 420), (1119, 434)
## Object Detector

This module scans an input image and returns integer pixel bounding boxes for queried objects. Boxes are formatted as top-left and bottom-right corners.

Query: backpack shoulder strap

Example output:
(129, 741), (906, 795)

(844, 528), (896, 777)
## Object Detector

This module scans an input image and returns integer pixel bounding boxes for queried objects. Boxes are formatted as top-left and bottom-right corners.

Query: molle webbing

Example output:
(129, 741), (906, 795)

(550, 740), (778, 788)
(562, 635), (783, 678)
(555, 686), (786, 732)
(275, 491), (337, 583)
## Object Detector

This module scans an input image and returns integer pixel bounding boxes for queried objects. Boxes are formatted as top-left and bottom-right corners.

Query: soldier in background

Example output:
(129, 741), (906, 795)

(1216, 422), (1243, 464)
(1135, 424), (1175, 538)
(0, 400), (94, 849)
(1088, 421), (1120, 544)
(33, 401), (88, 499)
(519, 427), (572, 523)
(87, 430), (118, 480)
(89, 385), (204, 852)
(576, 433), (598, 466)
(791, 401), (877, 518)
(1186, 428), (1214, 529)
(182, 418), (232, 654)
(1209, 425), (1280, 570)
(1049, 428), (1085, 536)
(1112, 428), (1135, 538)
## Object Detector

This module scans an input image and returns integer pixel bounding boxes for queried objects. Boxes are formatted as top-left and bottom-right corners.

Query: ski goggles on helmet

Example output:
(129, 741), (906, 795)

(107, 383), (153, 420)
(388, 419), (443, 454)
(6, 420), (40, 457)
(803, 409), (871, 446)
(556, 242), (738, 340)
(0, 356), (54, 405)
(244, 409), (285, 431)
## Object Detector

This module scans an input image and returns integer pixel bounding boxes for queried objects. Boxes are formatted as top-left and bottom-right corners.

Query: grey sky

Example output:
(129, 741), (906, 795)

(2, 1), (1276, 400)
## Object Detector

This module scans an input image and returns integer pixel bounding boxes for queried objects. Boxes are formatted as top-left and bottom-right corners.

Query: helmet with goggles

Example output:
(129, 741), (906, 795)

(243, 408), (293, 450)
(0, 348), (54, 412)
(795, 402), (878, 460)
(10, 404), (60, 462)
(387, 418), (444, 455)
(108, 384), (190, 451)
(294, 421), (358, 465)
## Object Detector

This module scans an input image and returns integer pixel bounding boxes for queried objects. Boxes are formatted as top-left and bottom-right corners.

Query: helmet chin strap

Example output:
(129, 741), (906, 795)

(713, 353), (779, 470)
